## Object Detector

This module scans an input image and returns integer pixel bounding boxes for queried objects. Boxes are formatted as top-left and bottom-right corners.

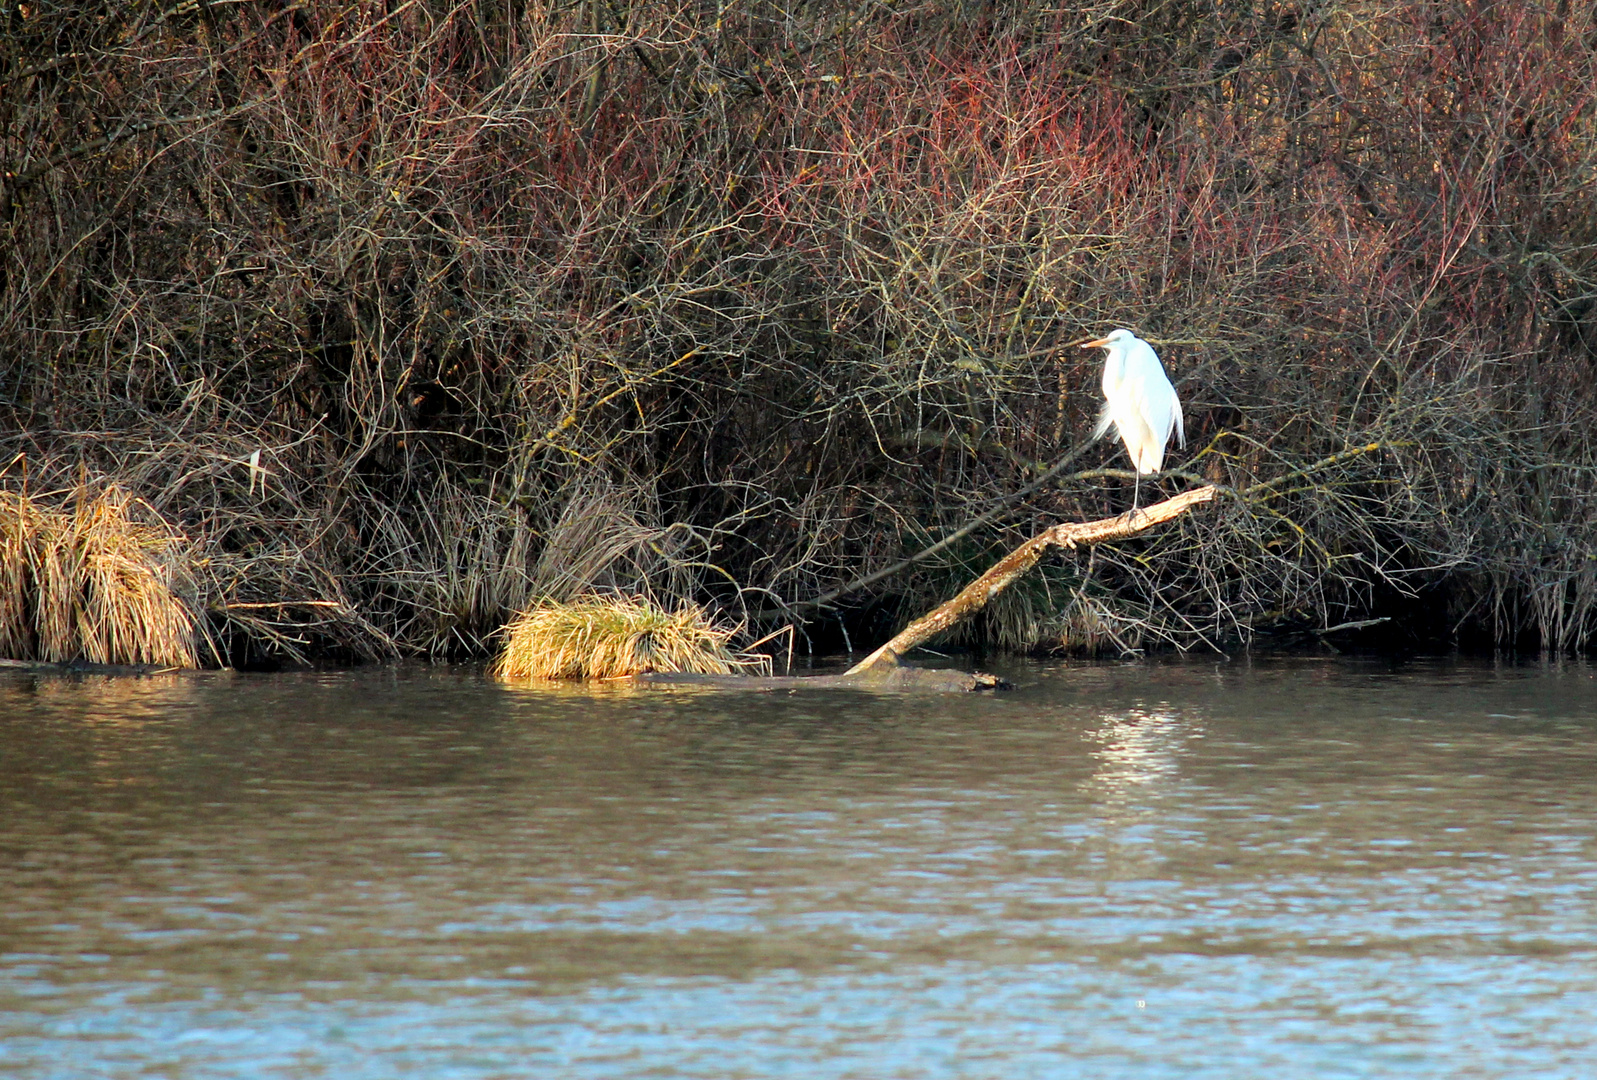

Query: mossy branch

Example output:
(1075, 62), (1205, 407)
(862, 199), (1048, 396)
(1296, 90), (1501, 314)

(846, 485), (1219, 675)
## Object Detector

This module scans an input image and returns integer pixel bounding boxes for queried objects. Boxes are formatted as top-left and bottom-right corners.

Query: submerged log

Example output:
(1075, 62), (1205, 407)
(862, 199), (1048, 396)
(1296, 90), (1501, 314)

(0, 657), (182, 675)
(846, 485), (1220, 677)
(635, 667), (1008, 692)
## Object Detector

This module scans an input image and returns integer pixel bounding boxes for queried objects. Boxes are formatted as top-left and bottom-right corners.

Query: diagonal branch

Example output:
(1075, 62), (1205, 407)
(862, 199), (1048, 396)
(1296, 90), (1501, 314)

(845, 485), (1220, 676)
(792, 435), (1103, 614)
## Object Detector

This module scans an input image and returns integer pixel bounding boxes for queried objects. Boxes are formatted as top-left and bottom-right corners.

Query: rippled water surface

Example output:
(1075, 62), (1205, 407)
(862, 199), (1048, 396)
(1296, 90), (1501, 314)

(3, 655), (1597, 1078)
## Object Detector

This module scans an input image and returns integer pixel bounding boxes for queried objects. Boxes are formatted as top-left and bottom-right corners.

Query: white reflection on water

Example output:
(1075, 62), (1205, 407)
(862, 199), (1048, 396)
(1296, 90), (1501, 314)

(1089, 710), (1191, 797)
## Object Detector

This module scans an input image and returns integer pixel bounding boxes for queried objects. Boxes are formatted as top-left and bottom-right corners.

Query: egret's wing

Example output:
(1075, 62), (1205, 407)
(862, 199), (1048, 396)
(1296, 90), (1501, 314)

(1091, 406), (1114, 441)
(1122, 338), (1181, 446)
(1119, 340), (1163, 409)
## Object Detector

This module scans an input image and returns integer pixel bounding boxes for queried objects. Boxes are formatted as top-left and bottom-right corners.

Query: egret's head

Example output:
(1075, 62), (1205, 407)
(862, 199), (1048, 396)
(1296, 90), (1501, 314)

(1082, 328), (1137, 350)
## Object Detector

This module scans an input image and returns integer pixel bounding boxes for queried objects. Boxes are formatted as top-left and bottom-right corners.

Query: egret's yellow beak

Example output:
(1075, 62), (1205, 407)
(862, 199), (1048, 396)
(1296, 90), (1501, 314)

(1082, 337), (1112, 349)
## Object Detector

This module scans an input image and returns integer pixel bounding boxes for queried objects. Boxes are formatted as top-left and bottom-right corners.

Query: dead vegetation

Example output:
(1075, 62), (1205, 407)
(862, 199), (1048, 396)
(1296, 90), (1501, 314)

(0, 485), (199, 667)
(491, 594), (769, 680)
(4, 1), (1597, 662)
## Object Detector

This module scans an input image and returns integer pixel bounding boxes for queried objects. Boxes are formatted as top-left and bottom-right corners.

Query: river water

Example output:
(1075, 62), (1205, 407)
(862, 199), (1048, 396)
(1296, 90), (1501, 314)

(2, 656), (1595, 1078)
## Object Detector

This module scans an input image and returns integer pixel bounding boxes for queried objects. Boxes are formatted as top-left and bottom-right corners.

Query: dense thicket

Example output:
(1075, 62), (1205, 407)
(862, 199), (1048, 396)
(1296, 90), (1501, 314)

(4, 0), (1597, 661)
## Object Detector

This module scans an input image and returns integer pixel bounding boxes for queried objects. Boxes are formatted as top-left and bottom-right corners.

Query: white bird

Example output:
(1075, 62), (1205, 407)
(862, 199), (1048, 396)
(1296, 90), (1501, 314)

(1082, 328), (1184, 509)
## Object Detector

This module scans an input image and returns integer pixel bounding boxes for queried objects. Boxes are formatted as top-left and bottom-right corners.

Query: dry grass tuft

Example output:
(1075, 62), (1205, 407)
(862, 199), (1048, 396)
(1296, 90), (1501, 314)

(0, 489), (199, 668)
(491, 595), (768, 680)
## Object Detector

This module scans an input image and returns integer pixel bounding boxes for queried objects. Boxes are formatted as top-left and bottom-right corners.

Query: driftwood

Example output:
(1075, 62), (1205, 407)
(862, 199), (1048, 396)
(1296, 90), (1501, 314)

(634, 485), (1218, 692)
(846, 485), (1220, 677)
(635, 668), (1008, 692)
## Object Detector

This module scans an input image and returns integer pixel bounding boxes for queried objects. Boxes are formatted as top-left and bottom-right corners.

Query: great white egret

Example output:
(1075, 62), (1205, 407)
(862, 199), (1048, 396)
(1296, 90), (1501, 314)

(1083, 328), (1184, 509)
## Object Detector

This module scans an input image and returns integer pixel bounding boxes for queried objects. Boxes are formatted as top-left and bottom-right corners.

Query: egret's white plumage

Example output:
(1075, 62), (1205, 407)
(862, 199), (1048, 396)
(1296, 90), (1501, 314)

(1083, 328), (1184, 505)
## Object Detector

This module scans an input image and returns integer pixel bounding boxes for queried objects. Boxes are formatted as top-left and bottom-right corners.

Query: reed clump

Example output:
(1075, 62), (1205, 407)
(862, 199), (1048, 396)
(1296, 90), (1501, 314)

(492, 595), (768, 681)
(0, 490), (199, 668)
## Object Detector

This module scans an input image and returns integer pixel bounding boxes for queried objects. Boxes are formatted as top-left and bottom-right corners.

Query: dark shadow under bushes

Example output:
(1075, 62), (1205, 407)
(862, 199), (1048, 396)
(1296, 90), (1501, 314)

(3, 0), (1596, 663)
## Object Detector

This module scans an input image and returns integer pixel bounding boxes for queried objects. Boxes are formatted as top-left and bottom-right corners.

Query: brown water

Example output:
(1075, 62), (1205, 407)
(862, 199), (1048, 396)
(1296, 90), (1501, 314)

(2, 656), (1596, 1078)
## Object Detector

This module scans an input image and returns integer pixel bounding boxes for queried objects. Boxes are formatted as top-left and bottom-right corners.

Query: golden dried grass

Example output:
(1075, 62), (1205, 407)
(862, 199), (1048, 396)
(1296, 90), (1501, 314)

(0, 489), (199, 667)
(491, 595), (768, 680)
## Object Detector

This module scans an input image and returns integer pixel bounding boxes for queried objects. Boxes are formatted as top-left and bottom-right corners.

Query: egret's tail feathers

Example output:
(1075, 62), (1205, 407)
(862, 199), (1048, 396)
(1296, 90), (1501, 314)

(1091, 409), (1114, 441)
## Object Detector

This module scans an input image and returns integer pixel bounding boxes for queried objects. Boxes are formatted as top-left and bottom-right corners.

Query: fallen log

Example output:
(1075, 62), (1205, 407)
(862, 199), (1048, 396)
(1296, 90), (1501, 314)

(846, 485), (1220, 677)
(634, 667), (1008, 692)
(0, 657), (182, 676)
(630, 486), (1219, 692)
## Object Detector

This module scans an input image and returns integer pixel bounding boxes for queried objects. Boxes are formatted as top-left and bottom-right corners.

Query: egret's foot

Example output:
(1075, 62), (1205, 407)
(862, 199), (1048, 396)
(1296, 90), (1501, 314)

(1119, 506), (1146, 527)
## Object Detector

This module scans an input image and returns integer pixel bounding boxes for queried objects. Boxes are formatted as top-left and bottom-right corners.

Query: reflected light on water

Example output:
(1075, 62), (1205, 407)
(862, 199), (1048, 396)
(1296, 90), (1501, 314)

(1089, 709), (1190, 796)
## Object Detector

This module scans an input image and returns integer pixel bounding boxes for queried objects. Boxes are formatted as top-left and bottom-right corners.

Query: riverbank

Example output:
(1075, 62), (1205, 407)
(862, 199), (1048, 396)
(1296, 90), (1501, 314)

(5, 2), (1596, 663)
